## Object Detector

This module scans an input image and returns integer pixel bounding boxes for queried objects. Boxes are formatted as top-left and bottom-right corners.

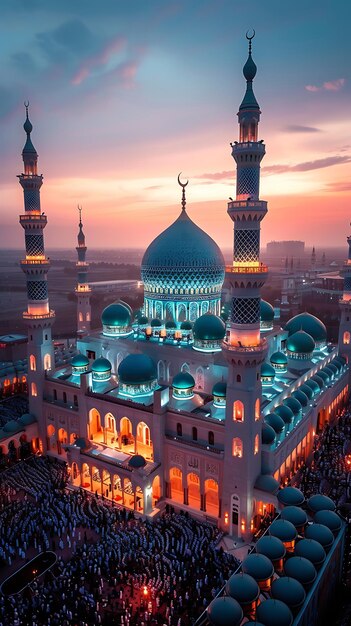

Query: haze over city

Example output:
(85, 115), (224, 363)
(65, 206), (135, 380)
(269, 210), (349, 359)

(0, 0), (350, 250)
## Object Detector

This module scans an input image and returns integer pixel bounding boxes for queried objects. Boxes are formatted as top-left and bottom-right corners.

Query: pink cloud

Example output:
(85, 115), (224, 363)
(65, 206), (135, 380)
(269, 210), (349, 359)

(71, 36), (126, 85)
(305, 78), (345, 92)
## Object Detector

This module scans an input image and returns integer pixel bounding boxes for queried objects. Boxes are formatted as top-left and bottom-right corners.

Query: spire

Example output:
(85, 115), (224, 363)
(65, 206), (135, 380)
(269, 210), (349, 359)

(77, 205), (85, 246)
(22, 102), (37, 156)
(239, 30), (259, 111)
(177, 172), (189, 212)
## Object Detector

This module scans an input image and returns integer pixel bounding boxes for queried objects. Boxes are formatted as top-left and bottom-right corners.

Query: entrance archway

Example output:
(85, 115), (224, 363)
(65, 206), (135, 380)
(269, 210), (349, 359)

(187, 472), (201, 510)
(136, 421), (153, 459)
(89, 409), (102, 441)
(152, 475), (161, 506)
(123, 478), (135, 510)
(91, 466), (102, 494)
(81, 463), (91, 489)
(102, 469), (111, 499)
(104, 412), (117, 446)
(120, 417), (134, 453)
(135, 485), (144, 512)
(205, 478), (219, 517)
(169, 467), (183, 503)
(113, 474), (123, 504)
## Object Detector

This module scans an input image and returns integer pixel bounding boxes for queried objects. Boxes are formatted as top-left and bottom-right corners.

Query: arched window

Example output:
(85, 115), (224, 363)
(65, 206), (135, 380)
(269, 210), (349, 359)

(79, 312), (83, 322)
(232, 438), (243, 458)
(196, 367), (204, 390)
(233, 400), (244, 422)
(255, 398), (260, 421)
(344, 331), (350, 345)
(44, 353), (51, 370)
(254, 434), (259, 455)
(63, 392), (67, 403)
(31, 382), (37, 397)
(86, 311), (91, 322)
(236, 374), (241, 383)
(192, 427), (198, 441)
(29, 355), (36, 371)
(177, 423), (182, 437)
(53, 389), (57, 400)
(181, 363), (190, 374)
(74, 394), (78, 407)
(208, 431), (214, 446)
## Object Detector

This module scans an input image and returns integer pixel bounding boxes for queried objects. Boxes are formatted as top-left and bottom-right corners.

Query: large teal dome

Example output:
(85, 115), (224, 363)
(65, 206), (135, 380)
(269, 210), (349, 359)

(285, 312), (327, 345)
(193, 313), (226, 341)
(118, 354), (157, 385)
(260, 300), (274, 330)
(141, 210), (225, 293)
(102, 302), (131, 327)
(286, 330), (315, 355)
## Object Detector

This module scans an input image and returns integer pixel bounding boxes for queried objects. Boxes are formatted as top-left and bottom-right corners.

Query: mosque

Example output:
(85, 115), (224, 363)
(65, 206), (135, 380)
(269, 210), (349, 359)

(4, 34), (351, 539)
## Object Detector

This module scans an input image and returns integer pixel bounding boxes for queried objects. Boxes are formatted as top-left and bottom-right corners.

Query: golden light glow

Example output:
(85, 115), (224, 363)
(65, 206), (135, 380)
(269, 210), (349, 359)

(233, 261), (260, 268)
(28, 303), (49, 314)
(224, 512), (229, 525)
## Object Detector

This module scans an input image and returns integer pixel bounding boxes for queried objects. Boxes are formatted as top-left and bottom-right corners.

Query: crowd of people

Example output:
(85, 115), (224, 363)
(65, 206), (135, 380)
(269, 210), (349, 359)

(296, 406), (351, 515)
(0, 457), (239, 625)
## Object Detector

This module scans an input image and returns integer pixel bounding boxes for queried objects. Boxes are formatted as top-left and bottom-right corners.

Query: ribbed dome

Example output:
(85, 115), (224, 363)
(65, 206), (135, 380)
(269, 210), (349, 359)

(193, 313), (226, 341)
(172, 372), (195, 390)
(118, 354), (157, 385)
(260, 299), (274, 322)
(283, 397), (302, 416)
(303, 378), (320, 395)
(285, 312), (327, 344)
(292, 390), (309, 407)
(274, 405), (294, 424)
(141, 210), (225, 296)
(299, 383), (313, 399)
(286, 330), (315, 355)
(265, 412), (285, 434)
(101, 302), (131, 328)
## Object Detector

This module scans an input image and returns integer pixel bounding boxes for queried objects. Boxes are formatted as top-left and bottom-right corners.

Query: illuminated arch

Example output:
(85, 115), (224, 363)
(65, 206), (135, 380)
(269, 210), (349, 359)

(136, 421), (153, 458)
(88, 408), (101, 439)
(254, 433), (259, 455)
(152, 475), (161, 504)
(81, 463), (91, 489)
(79, 312), (83, 322)
(29, 354), (36, 371)
(232, 438), (243, 458)
(169, 466), (183, 504)
(344, 331), (350, 345)
(31, 382), (37, 397)
(195, 367), (204, 390)
(187, 472), (201, 510)
(205, 478), (219, 517)
(255, 398), (260, 421)
(44, 353), (51, 370)
(233, 400), (244, 422)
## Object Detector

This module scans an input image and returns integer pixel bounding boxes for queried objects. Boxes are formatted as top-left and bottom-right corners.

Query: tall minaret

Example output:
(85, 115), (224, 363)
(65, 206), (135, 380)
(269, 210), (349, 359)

(75, 206), (91, 335)
(221, 33), (268, 539)
(338, 228), (351, 373)
(18, 103), (55, 435)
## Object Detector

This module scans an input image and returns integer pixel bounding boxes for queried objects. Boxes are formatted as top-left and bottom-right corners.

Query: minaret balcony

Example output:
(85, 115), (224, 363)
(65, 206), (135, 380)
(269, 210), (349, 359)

(75, 285), (91, 293)
(20, 214), (47, 226)
(76, 261), (89, 268)
(21, 258), (50, 266)
(23, 310), (55, 320)
(231, 141), (266, 159)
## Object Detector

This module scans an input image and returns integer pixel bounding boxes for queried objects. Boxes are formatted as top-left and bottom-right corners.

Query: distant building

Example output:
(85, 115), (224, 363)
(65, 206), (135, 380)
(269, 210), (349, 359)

(267, 241), (305, 259)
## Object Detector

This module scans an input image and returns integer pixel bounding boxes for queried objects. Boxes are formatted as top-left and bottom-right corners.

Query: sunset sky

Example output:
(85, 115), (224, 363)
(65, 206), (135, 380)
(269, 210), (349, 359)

(1, 0), (350, 251)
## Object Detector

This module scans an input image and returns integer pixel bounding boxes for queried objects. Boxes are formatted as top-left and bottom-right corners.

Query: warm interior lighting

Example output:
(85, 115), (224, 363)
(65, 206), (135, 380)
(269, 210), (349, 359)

(143, 586), (148, 596)
(233, 261), (260, 268)
(28, 303), (49, 314)
(224, 512), (229, 525)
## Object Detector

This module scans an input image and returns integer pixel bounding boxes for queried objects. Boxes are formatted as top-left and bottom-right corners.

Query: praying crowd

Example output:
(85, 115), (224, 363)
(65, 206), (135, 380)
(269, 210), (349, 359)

(0, 457), (239, 626)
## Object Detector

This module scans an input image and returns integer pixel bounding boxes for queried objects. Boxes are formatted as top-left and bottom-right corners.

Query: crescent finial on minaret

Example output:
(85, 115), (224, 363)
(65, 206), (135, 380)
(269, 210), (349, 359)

(177, 172), (189, 211)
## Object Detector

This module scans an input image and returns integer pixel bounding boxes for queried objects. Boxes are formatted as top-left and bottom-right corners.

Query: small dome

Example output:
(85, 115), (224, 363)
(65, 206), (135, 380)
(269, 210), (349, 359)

(118, 354), (157, 385)
(180, 321), (192, 331)
(310, 374), (324, 389)
(4, 420), (21, 433)
(270, 351), (288, 366)
(292, 389), (309, 407)
(294, 538), (326, 569)
(242, 553), (274, 582)
(284, 556), (317, 587)
(256, 535), (286, 561)
(151, 318), (162, 327)
(284, 312), (327, 344)
(271, 577), (306, 611)
(305, 523), (334, 551)
(260, 299), (274, 322)
(139, 316), (149, 325)
(299, 383), (313, 399)
(262, 422), (276, 445)
(256, 599), (293, 626)
(101, 302), (132, 328)
(303, 378), (320, 395)
(317, 370), (329, 384)
(23, 116), (33, 134)
(322, 366), (334, 379)
(193, 313), (226, 341)
(225, 572), (260, 605)
(255, 474), (280, 494)
(314, 510), (342, 535)
(212, 382), (227, 397)
(261, 362), (276, 379)
(307, 494), (336, 513)
(207, 596), (243, 626)
(277, 486), (305, 507)
(286, 330), (315, 355)
(165, 320), (176, 329)
(283, 397), (302, 416)
(243, 53), (257, 82)
(274, 405), (294, 425)
(280, 506), (308, 529)
(19, 413), (36, 426)
(92, 357), (111, 373)
(172, 372), (195, 390)
(128, 454), (146, 469)
(327, 363), (338, 375)
(269, 519), (297, 543)
(265, 412), (285, 434)
(71, 354), (89, 368)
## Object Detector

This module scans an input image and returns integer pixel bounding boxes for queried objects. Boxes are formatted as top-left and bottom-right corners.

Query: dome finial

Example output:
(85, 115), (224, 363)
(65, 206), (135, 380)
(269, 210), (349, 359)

(78, 204), (82, 227)
(177, 172), (189, 212)
(23, 100), (33, 135)
(246, 29), (255, 54)
(243, 30), (257, 82)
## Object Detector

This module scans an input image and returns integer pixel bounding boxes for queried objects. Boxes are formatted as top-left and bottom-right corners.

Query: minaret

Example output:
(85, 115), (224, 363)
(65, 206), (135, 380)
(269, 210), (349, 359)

(222, 33), (268, 539)
(311, 246), (316, 270)
(18, 103), (55, 439)
(338, 228), (351, 373)
(75, 206), (91, 335)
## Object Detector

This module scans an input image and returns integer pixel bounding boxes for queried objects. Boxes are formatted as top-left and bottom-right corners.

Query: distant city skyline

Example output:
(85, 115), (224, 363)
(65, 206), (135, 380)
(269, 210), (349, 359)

(0, 0), (350, 249)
